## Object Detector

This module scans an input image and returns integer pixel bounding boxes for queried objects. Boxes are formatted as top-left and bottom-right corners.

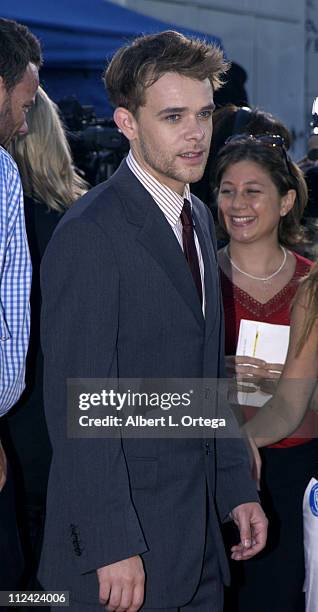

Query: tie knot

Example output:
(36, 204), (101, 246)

(181, 199), (193, 228)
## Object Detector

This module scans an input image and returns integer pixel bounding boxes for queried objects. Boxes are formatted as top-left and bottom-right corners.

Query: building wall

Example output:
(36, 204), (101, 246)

(306, 0), (318, 140)
(111, 0), (306, 157)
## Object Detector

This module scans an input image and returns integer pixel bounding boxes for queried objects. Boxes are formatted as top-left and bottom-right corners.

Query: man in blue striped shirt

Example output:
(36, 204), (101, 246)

(0, 18), (41, 590)
(0, 148), (31, 415)
(0, 19), (41, 416)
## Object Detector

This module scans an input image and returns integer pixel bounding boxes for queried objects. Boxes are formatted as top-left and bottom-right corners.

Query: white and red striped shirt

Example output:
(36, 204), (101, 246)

(126, 151), (205, 313)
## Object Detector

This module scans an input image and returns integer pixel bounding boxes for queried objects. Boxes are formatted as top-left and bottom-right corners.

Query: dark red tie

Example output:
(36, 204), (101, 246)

(180, 199), (203, 305)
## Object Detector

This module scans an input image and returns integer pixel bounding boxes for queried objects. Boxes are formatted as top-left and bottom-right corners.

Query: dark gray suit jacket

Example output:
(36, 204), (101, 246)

(39, 160), (258, 607)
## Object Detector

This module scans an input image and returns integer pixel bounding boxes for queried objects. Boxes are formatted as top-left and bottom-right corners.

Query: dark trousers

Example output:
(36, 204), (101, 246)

(143, 520), (223, 611)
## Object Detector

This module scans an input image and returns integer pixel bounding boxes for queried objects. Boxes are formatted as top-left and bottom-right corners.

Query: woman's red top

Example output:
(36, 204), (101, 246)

(220, 251), (315, 448)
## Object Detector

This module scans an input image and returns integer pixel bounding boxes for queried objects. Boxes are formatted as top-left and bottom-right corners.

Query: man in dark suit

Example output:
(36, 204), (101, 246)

(39, 31), (267, 611)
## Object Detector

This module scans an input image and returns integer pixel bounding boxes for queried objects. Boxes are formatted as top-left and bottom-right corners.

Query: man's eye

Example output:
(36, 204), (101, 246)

(219, 189), (232, 195)
(198, 110), (212, 120)
(165, 114), (181, 123)
(246, 189), (261, 194)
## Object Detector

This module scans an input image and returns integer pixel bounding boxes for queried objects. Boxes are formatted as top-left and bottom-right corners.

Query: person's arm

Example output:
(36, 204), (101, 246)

(41, 215), (147, 578)
(243, 287), (318, 447)
(0, 152), (31, 414)
(206, 205), (262, 511)
(213, 330), (268, 559)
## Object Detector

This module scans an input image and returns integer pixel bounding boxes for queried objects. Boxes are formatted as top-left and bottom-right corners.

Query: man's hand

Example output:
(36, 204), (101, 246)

(0, 442), (7, 492)
(229, 502), (268, 561)
(97, 555), (145, 611)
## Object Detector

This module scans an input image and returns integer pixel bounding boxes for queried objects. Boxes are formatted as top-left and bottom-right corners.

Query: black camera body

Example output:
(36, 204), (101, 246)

(58, 96), (129, 184)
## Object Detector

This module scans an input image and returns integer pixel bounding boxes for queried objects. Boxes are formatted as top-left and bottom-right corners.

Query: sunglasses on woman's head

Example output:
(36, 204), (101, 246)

(223, 133), (292, 177)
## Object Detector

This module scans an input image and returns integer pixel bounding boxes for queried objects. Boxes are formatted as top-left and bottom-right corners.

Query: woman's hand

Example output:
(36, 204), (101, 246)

(258, 376), (281, 395)
(226, 356), (283, 407)
(225, 355), (283, 382)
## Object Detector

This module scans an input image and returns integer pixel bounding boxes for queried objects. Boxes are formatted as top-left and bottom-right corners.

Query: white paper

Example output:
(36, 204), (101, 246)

(235, 319), (290, 407)
(237, 319), (290, 363)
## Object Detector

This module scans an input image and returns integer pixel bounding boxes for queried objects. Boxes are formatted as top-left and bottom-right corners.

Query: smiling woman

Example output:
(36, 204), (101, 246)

(215, 136), (317, 612)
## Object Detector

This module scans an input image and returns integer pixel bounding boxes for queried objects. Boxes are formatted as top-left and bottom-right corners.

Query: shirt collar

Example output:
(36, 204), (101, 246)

(126, 151), (192, 227)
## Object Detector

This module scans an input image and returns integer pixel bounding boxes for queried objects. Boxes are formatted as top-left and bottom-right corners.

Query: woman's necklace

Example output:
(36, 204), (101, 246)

(224, 245), (287, 281)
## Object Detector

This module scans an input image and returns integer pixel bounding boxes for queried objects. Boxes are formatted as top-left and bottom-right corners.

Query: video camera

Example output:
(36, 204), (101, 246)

(58, 96), (129, 185)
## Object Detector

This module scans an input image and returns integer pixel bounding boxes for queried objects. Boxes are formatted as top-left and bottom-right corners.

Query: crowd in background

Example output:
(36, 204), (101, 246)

(1, 15), (318, 612)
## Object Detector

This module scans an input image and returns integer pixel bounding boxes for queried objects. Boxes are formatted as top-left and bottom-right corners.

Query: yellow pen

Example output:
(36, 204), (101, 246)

(252, 330), (259, 357)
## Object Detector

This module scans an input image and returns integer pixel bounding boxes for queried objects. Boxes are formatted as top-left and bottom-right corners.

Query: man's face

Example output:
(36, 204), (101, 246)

(131, 73), (214, 194)
(0, 62), (39, 147)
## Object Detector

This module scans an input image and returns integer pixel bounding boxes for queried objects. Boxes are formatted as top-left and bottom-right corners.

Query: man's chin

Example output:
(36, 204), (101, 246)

(184, 167), (206, 185)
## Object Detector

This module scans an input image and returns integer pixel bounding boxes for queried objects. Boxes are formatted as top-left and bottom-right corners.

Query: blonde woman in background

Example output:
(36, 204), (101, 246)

(244, 265), (318, 447)
(5, 86), (88, 589)
(9, 85), (87, 211)
(244, 265), (318, 612)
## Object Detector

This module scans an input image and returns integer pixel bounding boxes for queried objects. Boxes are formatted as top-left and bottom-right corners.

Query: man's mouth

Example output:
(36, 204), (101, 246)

(179, 151), (205, 161)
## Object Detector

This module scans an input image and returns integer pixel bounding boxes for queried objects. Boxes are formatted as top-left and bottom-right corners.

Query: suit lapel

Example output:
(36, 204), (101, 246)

(114, 161), (204, 329)
(192, 204), (218, 340)
(137, 204), (204, 329)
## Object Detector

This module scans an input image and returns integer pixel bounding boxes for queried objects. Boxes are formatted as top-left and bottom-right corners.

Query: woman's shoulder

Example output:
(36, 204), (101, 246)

(291, 250), (313, 275)
(292, 250), (314, 267)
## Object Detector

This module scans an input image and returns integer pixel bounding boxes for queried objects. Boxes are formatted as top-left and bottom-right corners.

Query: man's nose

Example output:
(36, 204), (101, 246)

(185, 117), (205, 141)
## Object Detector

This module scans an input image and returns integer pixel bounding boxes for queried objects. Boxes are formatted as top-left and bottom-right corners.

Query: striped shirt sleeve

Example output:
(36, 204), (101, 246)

(0, 147), (31, 415)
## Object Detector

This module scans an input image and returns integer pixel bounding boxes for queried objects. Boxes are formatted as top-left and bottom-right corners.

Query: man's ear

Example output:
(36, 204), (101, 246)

(0, 76), (7, 105)
(113, 107), (138, 142)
